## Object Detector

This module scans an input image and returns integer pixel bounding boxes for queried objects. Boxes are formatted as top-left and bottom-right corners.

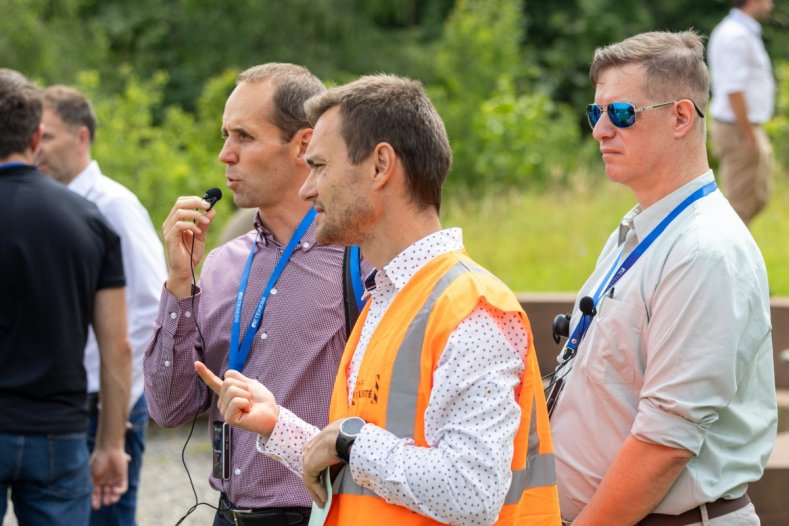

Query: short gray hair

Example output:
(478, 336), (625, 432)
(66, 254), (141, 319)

(590, 31), (709, 112)
(43, 85), (97, 142)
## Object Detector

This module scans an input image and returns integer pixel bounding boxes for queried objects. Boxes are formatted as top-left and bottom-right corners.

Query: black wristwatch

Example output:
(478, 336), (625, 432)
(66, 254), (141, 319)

(335, 417), (365, 463)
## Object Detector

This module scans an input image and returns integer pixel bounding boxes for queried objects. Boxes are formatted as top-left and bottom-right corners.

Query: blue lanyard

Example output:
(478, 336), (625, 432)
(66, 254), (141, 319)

(564, 181), (717, 357)
(227, 208), (317, 372)
(0, 162), (28, 170)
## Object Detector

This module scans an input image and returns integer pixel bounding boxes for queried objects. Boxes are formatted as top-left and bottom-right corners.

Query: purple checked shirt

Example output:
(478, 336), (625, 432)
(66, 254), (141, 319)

(144, 214), (367, 509)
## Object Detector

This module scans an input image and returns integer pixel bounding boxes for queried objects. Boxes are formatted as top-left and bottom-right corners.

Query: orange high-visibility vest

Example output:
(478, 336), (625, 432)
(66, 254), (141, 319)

(325, 250), (560, 525)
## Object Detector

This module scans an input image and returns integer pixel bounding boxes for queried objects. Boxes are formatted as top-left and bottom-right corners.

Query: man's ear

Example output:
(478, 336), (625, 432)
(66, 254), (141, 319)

(78, 126), (91, 146)
(673, 99), (698, 138)
(29, 124), (43, 154)
(371, 142), (396, 190)
(294, 128), (313, 161)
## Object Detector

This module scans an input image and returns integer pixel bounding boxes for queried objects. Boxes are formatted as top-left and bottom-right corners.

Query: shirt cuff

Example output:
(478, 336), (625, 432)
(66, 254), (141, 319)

(632, 399), (707, 455)
(256, 406), (319, 474)
(156, 284), (199, 338)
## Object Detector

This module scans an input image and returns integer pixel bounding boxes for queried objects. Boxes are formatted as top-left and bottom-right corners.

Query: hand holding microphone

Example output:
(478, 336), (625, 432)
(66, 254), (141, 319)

(162, 188), (223, 298)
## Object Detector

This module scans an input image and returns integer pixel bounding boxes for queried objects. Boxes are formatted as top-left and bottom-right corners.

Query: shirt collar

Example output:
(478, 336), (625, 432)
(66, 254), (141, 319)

(252, 209), (318, 253)
(730, 8), (763, 35)
(624, 170), (715, 245)
(376, 228), (464, 292)
(67, 160), (101, 197)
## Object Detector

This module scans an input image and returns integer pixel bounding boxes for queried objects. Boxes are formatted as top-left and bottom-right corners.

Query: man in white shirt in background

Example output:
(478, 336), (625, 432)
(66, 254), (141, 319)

(37, 85), (166, 526)
(708, 0), (776, 225)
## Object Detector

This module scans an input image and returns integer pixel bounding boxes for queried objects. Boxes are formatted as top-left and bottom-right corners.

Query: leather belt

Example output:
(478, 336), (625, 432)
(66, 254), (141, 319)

(638, 494), (751, 526)
(218, 494), (310, 526)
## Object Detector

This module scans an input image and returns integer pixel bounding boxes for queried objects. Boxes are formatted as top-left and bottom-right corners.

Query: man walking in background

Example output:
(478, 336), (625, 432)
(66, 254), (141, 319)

(709, 0), (776, 225)
(37, 85), (166, 526)
(0, 69), (131, 525)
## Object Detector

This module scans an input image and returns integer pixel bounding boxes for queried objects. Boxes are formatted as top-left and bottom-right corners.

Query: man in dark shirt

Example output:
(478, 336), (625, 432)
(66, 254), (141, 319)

(0, 69), (132, 525)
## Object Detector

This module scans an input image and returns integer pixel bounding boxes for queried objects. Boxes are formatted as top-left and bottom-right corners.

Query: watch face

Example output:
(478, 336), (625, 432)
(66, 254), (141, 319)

(341, 417), (365, 436)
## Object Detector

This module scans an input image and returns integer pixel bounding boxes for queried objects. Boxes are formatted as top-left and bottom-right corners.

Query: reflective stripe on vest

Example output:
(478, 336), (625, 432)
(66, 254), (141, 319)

(504, 394), (557, 503)
(334, 259), (556, 499)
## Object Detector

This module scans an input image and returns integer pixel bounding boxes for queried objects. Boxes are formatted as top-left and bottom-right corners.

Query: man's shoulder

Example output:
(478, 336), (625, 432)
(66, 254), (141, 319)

(89, 170), (144, 208)
(710, 16), (751, 44)
(665, 196), (762, 271)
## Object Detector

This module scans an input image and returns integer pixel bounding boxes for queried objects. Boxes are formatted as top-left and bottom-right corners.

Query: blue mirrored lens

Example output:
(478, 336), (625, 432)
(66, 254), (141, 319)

(587, 104), (602, 129)
(608, 103), (636, 127)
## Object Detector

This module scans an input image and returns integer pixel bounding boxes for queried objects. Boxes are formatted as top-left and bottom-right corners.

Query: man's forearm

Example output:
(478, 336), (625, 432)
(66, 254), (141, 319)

(97, 343), (132, 447)
(93, 287), (133, 448)
(573, 434), (692, 526)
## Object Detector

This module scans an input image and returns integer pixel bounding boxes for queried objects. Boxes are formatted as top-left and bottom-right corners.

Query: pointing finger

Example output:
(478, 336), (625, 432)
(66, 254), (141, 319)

(195, 361), (223, 394)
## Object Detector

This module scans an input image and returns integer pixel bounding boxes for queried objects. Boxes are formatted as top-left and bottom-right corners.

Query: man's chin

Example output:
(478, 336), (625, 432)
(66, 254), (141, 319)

(315, 226), (352, 248)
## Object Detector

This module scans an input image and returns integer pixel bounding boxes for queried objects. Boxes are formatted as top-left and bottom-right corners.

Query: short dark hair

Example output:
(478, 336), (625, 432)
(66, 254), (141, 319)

(304, 74), (452, 212)
(590, 31), (710, 114)
(238, 63), (326, 141)
(42, 85), (97, 142)
(0, 69), (42, 158)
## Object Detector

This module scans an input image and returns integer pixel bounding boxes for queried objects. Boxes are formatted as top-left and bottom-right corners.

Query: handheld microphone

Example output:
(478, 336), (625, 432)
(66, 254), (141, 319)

(202, 187), (223, 210)
(579, 296), (596, 318)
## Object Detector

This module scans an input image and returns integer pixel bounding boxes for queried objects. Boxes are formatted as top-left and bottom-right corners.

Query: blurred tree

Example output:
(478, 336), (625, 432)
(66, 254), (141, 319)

(431, 0), (589, 188)
(77, 68), (235, 242)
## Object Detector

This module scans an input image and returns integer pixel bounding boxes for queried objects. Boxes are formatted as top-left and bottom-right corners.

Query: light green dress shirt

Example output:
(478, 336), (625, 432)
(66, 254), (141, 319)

(551, 171), (777, 519)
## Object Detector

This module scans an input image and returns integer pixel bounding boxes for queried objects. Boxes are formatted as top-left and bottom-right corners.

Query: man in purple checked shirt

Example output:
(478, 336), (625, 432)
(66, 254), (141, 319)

(144, 63), (369, 526)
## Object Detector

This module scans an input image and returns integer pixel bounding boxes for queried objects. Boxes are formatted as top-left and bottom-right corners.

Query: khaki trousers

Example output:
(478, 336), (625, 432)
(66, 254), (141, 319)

(710, 120), (773, 225)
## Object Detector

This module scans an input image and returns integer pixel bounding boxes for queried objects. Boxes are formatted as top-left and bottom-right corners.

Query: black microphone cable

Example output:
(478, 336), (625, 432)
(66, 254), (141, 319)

(175, 189), (226, 525)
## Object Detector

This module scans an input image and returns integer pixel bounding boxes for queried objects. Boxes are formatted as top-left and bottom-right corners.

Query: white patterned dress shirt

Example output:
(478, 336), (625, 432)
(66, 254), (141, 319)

(260, 228), (528, 526)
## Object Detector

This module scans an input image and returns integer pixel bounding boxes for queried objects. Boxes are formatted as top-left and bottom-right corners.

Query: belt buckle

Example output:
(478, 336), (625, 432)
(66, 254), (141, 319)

(229, 507), (253, 526)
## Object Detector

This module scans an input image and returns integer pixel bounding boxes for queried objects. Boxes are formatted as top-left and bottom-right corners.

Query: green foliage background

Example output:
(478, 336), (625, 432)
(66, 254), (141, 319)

(2, 0), (787, 292)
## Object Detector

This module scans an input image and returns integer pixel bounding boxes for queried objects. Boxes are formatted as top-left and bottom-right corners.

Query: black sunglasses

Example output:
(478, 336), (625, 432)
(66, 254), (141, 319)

(586, 99), (705, 129)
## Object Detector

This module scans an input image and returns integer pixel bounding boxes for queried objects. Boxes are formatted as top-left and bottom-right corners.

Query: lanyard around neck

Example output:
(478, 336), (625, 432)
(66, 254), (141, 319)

(563, 181), (717, 358)
(0, 162), (28, 170)
(227, 208), (317, 372)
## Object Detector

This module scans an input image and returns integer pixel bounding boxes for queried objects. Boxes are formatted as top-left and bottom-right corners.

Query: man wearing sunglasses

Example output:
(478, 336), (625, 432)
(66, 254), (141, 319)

(709, 0), (775, 226)
(549, 31), (776, 526)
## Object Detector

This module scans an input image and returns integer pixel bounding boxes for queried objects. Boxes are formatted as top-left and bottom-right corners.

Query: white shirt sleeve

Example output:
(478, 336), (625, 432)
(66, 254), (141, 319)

(261, 302), (526, 526)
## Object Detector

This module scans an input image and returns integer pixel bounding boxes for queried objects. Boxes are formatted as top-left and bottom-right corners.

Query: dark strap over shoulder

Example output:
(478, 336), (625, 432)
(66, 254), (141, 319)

(342, 246), (361, 338)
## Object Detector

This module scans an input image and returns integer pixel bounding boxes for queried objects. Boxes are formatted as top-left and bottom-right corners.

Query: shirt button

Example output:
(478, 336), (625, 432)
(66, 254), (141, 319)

(184, 311), (192, 318)
(234, 468), (241, 476)
(270, 288), (277, 295)
(169, 312), (177, 319)
(164, 360), (171, 367)
(260, 332), (268, 340)
(302, 242), (310, 249)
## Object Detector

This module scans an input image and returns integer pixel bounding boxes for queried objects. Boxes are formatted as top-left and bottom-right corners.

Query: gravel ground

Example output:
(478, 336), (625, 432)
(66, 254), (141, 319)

(3, 418), (218, 526)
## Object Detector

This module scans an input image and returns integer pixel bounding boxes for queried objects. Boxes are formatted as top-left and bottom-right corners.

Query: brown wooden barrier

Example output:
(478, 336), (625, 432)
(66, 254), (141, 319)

(517, 293), (789, 390)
